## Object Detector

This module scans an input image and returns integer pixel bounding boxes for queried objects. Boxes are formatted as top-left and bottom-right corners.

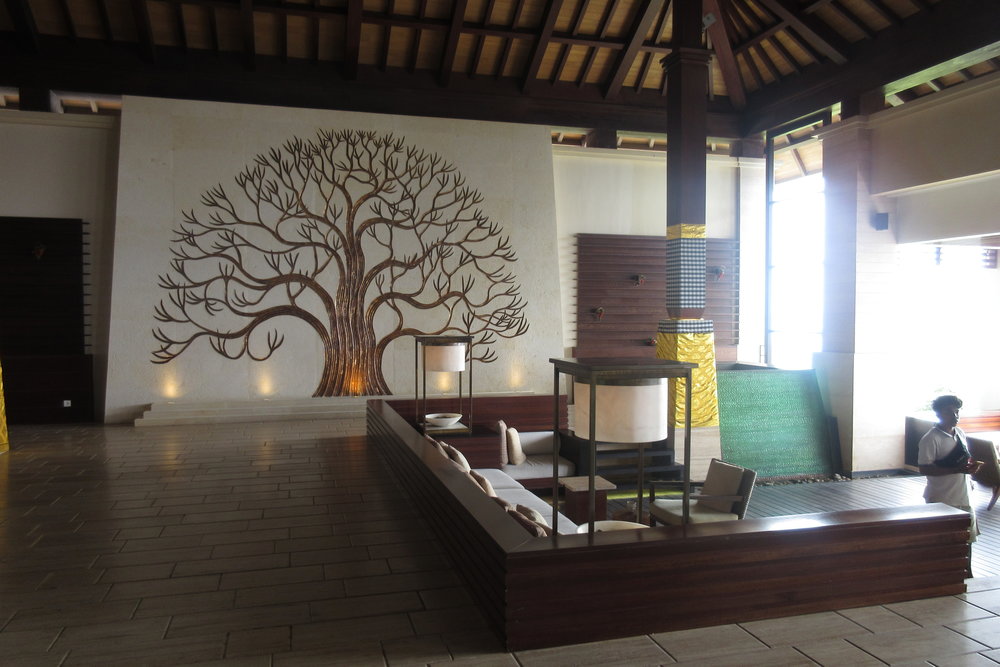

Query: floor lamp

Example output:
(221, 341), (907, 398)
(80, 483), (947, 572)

(550, 357), (697, 535)
(414, 335), (473, 435)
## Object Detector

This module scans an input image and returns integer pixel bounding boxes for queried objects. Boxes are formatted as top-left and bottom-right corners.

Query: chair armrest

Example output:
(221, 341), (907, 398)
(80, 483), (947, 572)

(690, 493), (744, 503)
(648, 479), (703, 502)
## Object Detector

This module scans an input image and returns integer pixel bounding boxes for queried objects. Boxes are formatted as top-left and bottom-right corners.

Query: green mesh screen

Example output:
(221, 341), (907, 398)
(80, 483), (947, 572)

(717, 369), (835, 478)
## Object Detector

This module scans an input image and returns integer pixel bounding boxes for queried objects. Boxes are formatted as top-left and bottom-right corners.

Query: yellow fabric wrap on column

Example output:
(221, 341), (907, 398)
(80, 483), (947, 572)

(665, 224), (707, 240)
(655, 330), (720, 427)
(0, 359), (8, 453)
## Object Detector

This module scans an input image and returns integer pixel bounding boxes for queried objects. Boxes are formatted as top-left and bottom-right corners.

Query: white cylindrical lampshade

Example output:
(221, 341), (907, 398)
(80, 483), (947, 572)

(574, 379), (670, 443)
(424, 343), (467, 372)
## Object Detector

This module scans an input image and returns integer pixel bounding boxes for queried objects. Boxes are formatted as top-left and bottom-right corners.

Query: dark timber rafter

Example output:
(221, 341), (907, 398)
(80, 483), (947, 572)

(439, 0), (469, 86)
(605, 0), (664, 98)
(4, 0), (40, 53)
(704, 0), (746, 108)
(239, 0), (256, 70)
(756, 0), (849, 65)
(522, 0), (563, 93)
(343, 0), (362, 79)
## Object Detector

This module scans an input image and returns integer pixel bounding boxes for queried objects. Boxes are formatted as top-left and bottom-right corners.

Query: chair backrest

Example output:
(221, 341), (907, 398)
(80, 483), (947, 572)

(699, 458), (757, 517)
(969, 436), (1000, 487)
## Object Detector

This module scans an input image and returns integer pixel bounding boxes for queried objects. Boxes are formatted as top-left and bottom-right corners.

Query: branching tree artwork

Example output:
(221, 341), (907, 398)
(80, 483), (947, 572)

(152, 129), (529, 396)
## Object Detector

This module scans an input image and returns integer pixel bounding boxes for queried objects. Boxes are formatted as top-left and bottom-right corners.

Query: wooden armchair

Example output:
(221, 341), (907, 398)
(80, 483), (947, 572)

(647, 458), (756, 526)
(969, 435), (1000, 510)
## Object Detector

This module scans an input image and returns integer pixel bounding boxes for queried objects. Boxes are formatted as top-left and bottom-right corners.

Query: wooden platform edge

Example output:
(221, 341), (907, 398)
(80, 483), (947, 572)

(369, 398), (970, 652)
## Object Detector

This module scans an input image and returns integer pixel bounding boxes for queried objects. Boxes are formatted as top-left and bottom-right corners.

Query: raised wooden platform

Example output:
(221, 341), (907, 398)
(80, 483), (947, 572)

(368, 397), (972, 651)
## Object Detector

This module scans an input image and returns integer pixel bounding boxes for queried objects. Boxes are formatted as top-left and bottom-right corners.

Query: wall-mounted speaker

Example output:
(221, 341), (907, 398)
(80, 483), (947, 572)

(871, 212), (889, 231)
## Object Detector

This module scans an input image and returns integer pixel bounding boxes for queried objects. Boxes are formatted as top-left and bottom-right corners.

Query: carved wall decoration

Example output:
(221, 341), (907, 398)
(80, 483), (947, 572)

(152, 129), (529, 397)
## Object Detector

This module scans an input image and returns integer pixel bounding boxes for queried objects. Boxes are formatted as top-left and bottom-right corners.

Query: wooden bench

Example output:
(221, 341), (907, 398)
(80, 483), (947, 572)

(370, 398), (971, 651)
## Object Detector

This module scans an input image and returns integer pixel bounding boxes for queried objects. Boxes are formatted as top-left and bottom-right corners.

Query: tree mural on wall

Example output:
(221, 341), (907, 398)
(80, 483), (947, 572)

(152, 129), (529, 396)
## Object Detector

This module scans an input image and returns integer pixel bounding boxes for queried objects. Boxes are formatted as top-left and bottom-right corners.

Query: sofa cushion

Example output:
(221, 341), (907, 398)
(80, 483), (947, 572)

(507, 508), (549, 537)
(498, 488), (578, 534)
(502, 456), (575, 481)
(473, 468), (524, 491)
(507, 428), (526, 465)
(496, 420), (509, 466)
(469, 470), (497, 497)
(519, 431), (557, 455)
(440, 442), (471, 472)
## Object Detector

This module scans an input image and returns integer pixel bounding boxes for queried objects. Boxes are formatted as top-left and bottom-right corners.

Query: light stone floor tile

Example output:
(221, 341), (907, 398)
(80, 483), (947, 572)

(382, 634), (453, 666)
(791, 637), (886, 666)
(515, 636), (673, 667)
(887, 597), (999, 626)
(650, 624), (768, 662)
(948, 616), (1000, 649)
(8, 419), (1000, 666)
(928, 652), (1000, 666)
(963, 588), (1000, 615)
(847, 625), (991, 664)
(740, 610), (872, 647)
(673, 645), (815, 666)
(838, 605), (924, 633)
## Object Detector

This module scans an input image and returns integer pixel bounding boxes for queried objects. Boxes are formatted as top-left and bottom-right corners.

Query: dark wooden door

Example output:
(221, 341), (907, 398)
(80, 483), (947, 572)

(0, 217), (94, 423)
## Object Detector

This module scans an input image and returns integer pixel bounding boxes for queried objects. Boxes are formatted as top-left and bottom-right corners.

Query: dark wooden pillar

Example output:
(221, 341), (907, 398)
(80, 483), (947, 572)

(18, 87), (55, 112)
(657, 0), (719, 428)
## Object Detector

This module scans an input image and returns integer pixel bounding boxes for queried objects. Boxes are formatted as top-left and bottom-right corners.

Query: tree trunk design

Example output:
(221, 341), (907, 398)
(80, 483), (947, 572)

(152, 130), (529, 396)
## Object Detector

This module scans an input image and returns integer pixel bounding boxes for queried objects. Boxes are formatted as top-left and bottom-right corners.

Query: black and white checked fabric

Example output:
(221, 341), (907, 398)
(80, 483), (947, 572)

(665, 237), (706, 309)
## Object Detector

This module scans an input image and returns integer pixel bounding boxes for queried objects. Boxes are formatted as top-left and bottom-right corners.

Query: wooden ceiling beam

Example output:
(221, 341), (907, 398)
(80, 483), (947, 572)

(97, 0), (114, 41)
(705, 0), (746, 108)
(742, 0), (1000, 134)
(130, 0), (157, 62)
(605, 0), (665, 98)
(4, 0), (41, 53)
(343, 0), (362, 79)
(755, 0), (848, 64)
(522, 0), (562, 93)
(239, 0), (255, 70)
(438, 0), (468, 86)
(1, 42), (740, 136)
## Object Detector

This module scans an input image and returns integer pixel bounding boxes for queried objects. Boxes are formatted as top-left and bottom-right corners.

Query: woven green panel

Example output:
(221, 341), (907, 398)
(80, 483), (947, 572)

(717, 369), (835, 478)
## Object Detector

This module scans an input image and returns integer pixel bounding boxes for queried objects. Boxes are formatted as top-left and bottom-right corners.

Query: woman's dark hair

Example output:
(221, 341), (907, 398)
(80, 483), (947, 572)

(931, 395), (963, 413)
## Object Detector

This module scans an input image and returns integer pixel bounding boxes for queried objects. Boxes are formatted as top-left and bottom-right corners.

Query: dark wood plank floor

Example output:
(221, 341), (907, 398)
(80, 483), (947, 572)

(613, 474), (1000, 578)
(747, 475), (1000, 578)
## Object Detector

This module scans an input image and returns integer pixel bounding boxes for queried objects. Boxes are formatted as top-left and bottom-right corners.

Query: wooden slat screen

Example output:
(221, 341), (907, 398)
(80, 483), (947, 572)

(574, 233), (739, 360)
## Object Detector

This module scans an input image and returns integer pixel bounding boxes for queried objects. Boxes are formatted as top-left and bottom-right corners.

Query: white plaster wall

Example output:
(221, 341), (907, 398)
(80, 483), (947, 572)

(0, 112), (119, 413)
(870, 73), (1000, 196)
(106, 97), (562, 422)
(551, 147), (749, 351)
(870, 74), (1000, 244)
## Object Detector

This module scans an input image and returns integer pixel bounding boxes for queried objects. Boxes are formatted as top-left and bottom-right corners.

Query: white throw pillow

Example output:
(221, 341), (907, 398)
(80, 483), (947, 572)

(507, 427), (526, 465)
(441, 442), (471, 472)
(496, 420), (509, 465)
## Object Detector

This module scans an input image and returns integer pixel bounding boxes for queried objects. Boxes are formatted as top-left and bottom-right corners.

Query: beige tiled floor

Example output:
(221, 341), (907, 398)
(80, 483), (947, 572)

(4, 419), (1000, 666)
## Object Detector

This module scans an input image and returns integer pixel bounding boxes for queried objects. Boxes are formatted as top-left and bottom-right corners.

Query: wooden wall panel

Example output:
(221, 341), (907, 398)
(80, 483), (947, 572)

(574, 234), (739, 359)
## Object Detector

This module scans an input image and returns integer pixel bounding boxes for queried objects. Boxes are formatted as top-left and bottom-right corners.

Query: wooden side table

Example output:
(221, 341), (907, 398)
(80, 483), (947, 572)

(560, 475), (616, 524)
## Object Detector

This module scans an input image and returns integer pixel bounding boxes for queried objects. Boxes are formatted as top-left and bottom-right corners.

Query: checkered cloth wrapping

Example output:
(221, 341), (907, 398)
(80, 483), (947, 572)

(658, 319), (715, 334)
(665, 237), (706, 309)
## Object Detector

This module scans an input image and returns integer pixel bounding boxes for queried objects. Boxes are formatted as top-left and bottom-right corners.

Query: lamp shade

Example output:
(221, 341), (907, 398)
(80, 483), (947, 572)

(574, 379), (669, 443)
(424, 343), (467, 372)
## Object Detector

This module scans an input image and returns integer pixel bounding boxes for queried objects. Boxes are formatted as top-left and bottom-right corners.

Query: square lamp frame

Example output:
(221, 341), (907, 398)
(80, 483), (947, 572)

(549, 357), (697, 535)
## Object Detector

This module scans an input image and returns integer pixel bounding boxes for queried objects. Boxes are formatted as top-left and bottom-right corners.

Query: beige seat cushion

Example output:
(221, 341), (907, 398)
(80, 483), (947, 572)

(507, 427), (526, 465)
(649, 498), (739, 525)
(697, 459), (745, 513)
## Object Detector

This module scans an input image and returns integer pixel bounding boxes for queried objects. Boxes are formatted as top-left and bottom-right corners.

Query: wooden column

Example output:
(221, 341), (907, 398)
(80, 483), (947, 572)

(0, 360), (8, 453)
(657, 0), (719, 427)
